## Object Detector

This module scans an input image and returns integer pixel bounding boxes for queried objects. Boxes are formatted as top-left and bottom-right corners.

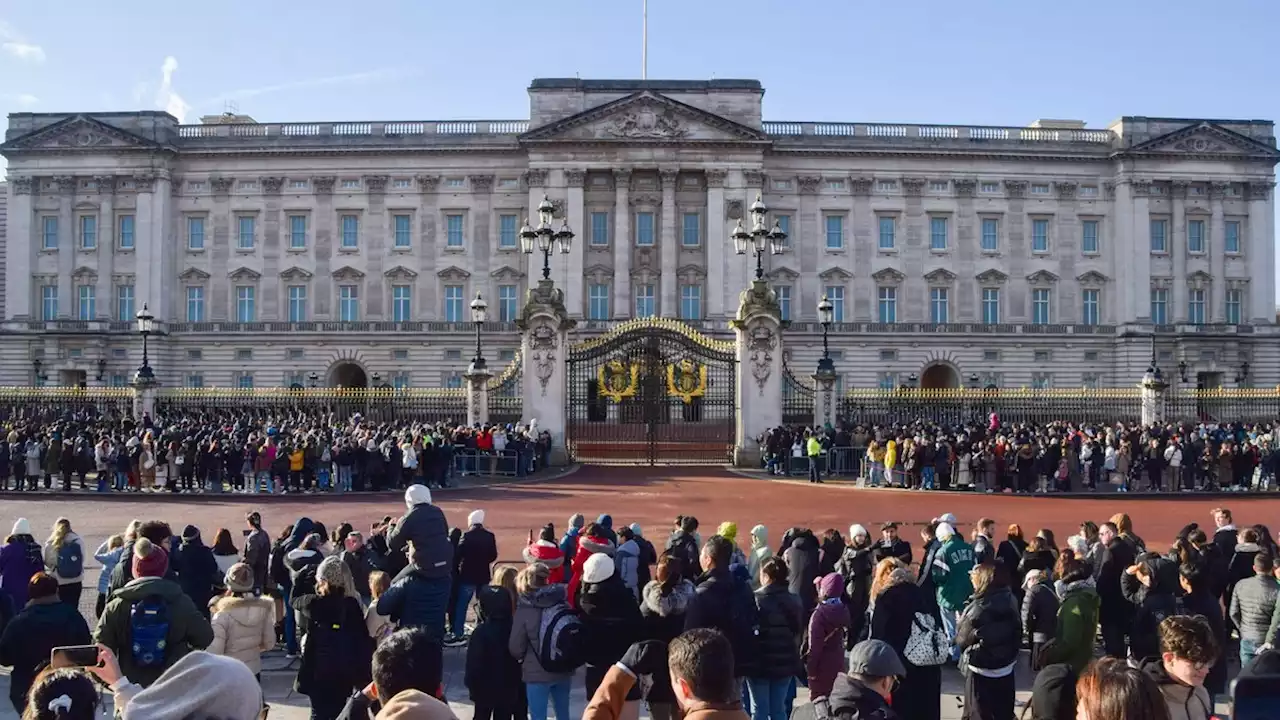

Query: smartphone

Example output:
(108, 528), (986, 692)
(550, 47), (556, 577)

(1231, 675), (1280, 720)
(51, 645), (99, 668)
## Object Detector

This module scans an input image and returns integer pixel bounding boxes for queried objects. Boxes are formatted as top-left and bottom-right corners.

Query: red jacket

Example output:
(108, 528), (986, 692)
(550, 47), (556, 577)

(523, 539), (566, 585)
(475, 432), (494, 452)
(566, 533), (615, 608)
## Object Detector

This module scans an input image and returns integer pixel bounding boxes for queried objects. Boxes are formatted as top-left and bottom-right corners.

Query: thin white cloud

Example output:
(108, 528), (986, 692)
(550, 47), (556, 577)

(199, 67), (412, 107)
(154, 55), (190, 122)
(1, 92), (38, 109)
(2, 42), (44, 64)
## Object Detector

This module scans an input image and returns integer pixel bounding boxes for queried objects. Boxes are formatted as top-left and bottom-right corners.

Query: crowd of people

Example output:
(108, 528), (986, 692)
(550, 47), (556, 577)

(764, 417), (1280, 493)
(0, 487), (1275, 719)
(0, 409), (553, 493)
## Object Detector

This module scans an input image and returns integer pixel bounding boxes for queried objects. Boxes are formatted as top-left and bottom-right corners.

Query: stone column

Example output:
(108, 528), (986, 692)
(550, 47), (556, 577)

(7, 177), (35, 320)
(417, 175), (440, 318)
(1171, 182), (1188, 322)
(1209, 183), (1227, 322)
(55, 176), (75, 318)
(1131, 181), (1153, 321)
(659, 168), (679, 317)
(565, 170), (586, 319)
(312, 176), (336, 319)
(519, 279), (575, 465)
(1247, 181), (1275, 322)
(261, 177), (284, 320)
(464, 360), (492, 427)
(732, 280), (783, 467)
(612, 169), (632, 318)
(796, 176), (820, 321)
(812, 364), (837, 429)
(135, 174), (174, 323)
(706, 169), (727, 319)
(131, 377), (159, 418)
(96, 177), (116, 320)
(1140, 366), (1169, 427)
(367, 175), (394, 318)
(466, 174), (492, 310)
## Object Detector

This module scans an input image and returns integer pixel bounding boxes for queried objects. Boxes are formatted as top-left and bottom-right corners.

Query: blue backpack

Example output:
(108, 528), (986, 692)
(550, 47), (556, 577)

(56, 542), (82, 579)
(129, 596), (170, 668)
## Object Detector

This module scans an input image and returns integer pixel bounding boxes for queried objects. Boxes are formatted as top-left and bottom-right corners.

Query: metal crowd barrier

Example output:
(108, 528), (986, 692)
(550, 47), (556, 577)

(452, 448), (531, 477)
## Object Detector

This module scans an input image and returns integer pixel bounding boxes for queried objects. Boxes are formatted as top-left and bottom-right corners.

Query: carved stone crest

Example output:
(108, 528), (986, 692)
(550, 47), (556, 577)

(11, 177), (34, 195)
(902, 178), (926, 196)
(54, 176), (77, 193)
(1103, 181), (1116, 199)
(524, 169), (548, 188)
(604, 105), (689, 139)
(529, 324), (558, 397)
(565, 169), (586, 187)
(94, 176), (117, 194)
(850, 177), (874, 196)
(416, 175), (439, 192)
(1004, 180), (1027, 199)
(1172, 137), (1224, 154)
(797, 176), (822, 194)
(468, 175), (493, 193)
(211, 176), (236, 194)
(312, 176), (336, 194)
(55, 130), (112, 148)
(953, 179), (977, 198)
(1247, 181), (1274, 201)
(1130, 180), (1152, 197)
(706, 169), (727, 188)
(364, 175), (389, 192)
(726, 199), (744, 221)
(747, 324), (777, 395)
(261, 176), (285, 194)
(133, 174), (156, 193)
(1055, 181), (1078, 200)
(743, 170), (764, 188)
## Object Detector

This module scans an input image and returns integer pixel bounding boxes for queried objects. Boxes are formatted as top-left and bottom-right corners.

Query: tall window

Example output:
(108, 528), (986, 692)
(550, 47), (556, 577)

(116, 284), (135, 322)
(42, 217), (58, 250)
(1081, 220), (1099, 254)
(237, 216), (255, 250)
(187, 217), (205, 250)
(443, 285), (463, 322)
(1150, 219), (1167, 252)
(186, 374), (205, 388)
(445, 374), (463, 389)
(981, 218), (999, 251)
(825, 215), (844, 249)
(588, 284), (610, 320)
(236, 286), (256, 322)
(878, 216), (896, 250)
(774, 285), (791, 321)
(682, 212), (700, 246)
(929, 287), (949, 323)
(498, 214), (518, 249)
(825, 286), (845, 323)
(338, 285), (359, 321)
(237, 374), (254, 389)
(590, 212), (609, 246)
(679, 284), (702, 320)
(776, 215), (791, 246)
(40, 285), (57, 321)
(77, 286), (95, 320)
(392, 373), (410, 390)
(1224, 289), (1242, 324)
(1150, 289), (1168, 325)
(340, 215), (359, 249)
(288, 286), (307, 322)
(1032, 288), (1051, 324)
(1188, 289), (1206, 324)
(394, 214), (412, 248)
(1032, 219), (1049, 252)
(981, 288), (1000, 324)
(186, 287), (205, 322)
(1187, 219), (1205, 253)
(498, 284), (517, 322)
(1081, 289), (1100, 325)
(446, 214), (464, 247)
(636, 212), (655, 246)
(288, 215), (307, 249)
(391, 285), (411, 322)
(877, 287), (897, 323)
(635, 284), (655, 318)
(118, 215), (135, 250)
(80, 216), (97, 250)
(929, 217), (948, 251)
(1225, 221), (1241, 254)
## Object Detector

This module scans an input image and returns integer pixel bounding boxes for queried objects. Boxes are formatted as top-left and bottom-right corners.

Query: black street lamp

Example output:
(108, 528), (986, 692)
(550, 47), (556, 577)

(967, 373), (980, 387)
(470, 292), (488, 370)
(520, 195), (573, 281)
(32, 358), (48, 386)
(731, 193), (787, 280)
(1236, 361), (1250, 384)
(135, 304), (155, 382)
(371, 372), (382, 388)
(816, 295), (834, 374)
(906, 373), (919, 388)
(1145, 334), (1164, 383)
(308, 371), (319, 388)
(95, 358), (107, 382)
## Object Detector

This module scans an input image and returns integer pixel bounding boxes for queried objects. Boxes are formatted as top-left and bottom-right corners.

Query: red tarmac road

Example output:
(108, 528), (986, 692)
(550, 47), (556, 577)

(4, 468), (1279, 559)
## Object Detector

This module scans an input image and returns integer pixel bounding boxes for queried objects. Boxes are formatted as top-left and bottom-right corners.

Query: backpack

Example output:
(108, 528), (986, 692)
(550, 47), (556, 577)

(664, 534), (699, 581)
(56, 541), (83, 579)
(129, 595), (171, 668)
(535, 602), (586, 673)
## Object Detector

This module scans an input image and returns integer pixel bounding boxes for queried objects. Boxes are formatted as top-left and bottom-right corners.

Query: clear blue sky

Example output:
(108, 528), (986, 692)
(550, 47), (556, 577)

(2, 0), (1278, 295)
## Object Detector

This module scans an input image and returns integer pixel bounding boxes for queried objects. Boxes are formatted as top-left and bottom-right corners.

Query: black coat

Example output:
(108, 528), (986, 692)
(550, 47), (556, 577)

(784, 535), (820, 614)
(0, 599), (92, 711)
(1095, 538), (1136, 624)
(753, 583), (803, 680)
(955, 586), (1022, 671)
(790, 674), (899, 720)
(292, 593), (373, 697)
(684, 567), (760, 678)
(1021, 581), (1060, 644)
(871, 538), (912, 567)
(1180, 587), (1229, 695)
(1018, 549), (1056, 578)
(387, 502), (453, 578)
(639, 580), (695, 703)
(578, 574), (642, 667)
(456, 525), (499, 587)
(465, 587), (524, 709)
(171, 538), (220, 615)
(972, 534), (995, 567)
(818, 535), (845, 578)
(340, 548), (377, 598)
(836, 546), (875, 642)
(1121, 556), (1181, 663)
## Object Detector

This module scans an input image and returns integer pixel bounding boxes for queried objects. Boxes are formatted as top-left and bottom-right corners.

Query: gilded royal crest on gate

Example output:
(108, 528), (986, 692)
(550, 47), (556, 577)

(667, 358), (708, 405)
(597, 359), (639, 403)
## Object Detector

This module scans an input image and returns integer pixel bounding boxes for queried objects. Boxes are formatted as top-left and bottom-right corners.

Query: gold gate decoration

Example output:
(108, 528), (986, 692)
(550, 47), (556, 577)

(597, 359), (640, 403)
(593, 358), (708, 405)
(667, 358), (708, 405)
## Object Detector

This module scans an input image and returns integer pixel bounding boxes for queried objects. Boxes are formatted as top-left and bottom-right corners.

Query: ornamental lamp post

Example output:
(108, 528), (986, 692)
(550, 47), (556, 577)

(731, 193), (787, 281)
(308, 372), (319, 388)
(134, 304), (156, 383)
(470, 292), (489, 371)
(521, 195), (574, 281)
(816, 295), (835, 374)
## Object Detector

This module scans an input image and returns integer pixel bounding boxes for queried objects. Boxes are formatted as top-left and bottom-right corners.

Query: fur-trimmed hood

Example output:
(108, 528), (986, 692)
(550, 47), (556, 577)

(641, 579), (695, 617)
(209, 594), (274, 618)
(579, 534), (615, 557)
(523, 539), (564, 568)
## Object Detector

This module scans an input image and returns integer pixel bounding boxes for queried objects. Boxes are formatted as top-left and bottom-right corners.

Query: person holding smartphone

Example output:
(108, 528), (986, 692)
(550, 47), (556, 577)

(0, 573), (91, 713)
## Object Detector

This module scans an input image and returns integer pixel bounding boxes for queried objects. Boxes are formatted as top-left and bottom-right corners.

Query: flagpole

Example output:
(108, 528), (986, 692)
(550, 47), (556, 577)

(642, 0), (648, 80)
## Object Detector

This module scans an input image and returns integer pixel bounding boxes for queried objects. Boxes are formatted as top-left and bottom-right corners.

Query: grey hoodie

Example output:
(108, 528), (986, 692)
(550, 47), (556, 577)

(508, 584), (573, 684)
(615, 539), (641, 598)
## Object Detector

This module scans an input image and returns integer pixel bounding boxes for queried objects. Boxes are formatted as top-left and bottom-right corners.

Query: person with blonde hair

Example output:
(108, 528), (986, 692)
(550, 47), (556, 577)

(42, 518), (85, 606)
(509, 563), (572, 720)
(92, 534), (126, 618)
(954, 564), (1020, 720)
(291, 556), (372, 719)
(207, 563), (275, 679)
(869, 557), (941, 720)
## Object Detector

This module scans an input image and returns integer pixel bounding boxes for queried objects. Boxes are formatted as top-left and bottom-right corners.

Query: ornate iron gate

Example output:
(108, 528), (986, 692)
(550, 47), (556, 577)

(566, 318), (737, 465)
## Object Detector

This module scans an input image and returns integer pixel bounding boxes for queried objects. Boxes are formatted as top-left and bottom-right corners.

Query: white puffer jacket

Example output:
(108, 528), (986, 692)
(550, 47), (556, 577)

(207, 595), (277, 674)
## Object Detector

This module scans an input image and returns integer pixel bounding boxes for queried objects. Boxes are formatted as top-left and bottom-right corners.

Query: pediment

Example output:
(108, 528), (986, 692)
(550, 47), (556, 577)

(279, 266), (314, 281)
(923, 268), (957, 283)
(870, 267), (905, 284)
(520, 91), (769, 144)
(1187, 270), (1213, 284)
(332, 265), (366, 281)
(0, 115), (167, 153)
(178, 267), (210, 281)
(766, 266), (799, 282)
(490, 265), (525, 281)
(676, 264), (706, 279)
(437, 265), (471, 281)
(228, 266), (262, 281)
(384, 265), (418, 280)
(1124, 121), (1280, 160)
(584, 264), (614, 282)
(71, 266), (97, 279)
(976, 268), (1008, 284)
(1076, 270), (1109, 285)
(819, 266), (853, 282)
(1026, 270), (1060, 285)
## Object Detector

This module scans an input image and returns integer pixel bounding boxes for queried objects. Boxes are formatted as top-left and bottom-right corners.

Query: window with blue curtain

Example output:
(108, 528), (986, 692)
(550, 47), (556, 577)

(237, 374), (254, 389)
(498, 284), (517, 322)
(775, 215), (791, 246)
(590, 212), (610, 246)
(981, 218), (999, 251)
(877, 287), (896, 323)
(878, 216), (895, 250)
(236, 286), (256, 322)
(981, 288), (1000, 324)
(80, 216), (97, 250)
(392, 285), (411, 321)
(42, 217), (58, 250)
(118, 215), (135, 249)
(588, 284), (610, 320)
(77, 285), (95, 320)
(186, 287), (204, 322)
(288, 286), (307, 322)
(1032, 219), (1049, 252)
(636, 212), (655, 246)
(394, 215), (412, 248)
(1226, 290), (1242, 324)
(929, 217), (947, 250)
(634, 284), (655, 318)
(188, 217), (205, 250)
(1032, 288), (1051, 324)
(341, 215), (359, 249)
(41, 286), (57, 321)
(289, 215), (307, 249)
(1188, 220), (1205, 253)
(682, 212), (700, 246)
(1081, 289), (1100, 325)
(446, 215), (464, 247)
(1225, 221), (1241, 253)
(498, 214), (517, 249)
(1150, 289), (1167, 325)
(1188, 290), (1206, 324)
(338, 285), (359, 321)
(773, 285), (791, 321)
(825, 215), (844, 249)
(444, 285), (463, 322)
(824, 286), (845, 322)
(237, 216), (255, 249)
(929, 287), (948, 323)
(1081, 220), (1099, 254)
(679, 284), (702, 319)
(1150, 219), (1167, 252)
(116, 284), (134, 322)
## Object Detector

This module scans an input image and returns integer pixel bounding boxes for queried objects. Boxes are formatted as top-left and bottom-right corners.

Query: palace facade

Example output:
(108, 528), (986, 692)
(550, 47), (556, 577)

(1, 78), (1277, 391)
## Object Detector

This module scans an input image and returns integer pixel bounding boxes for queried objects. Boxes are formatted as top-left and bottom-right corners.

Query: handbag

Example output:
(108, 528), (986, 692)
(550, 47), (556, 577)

(902, 611), (949, 666)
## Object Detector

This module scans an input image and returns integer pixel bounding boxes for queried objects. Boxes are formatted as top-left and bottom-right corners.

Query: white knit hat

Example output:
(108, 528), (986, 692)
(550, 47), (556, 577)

(405, 484), (432, 508)
(936, 523), (955, 541)
(582, 552), (615, 584)
(10, 518), (30, 537)
(468, 510), (485, 526)
(849, 524), (868, 541)
(935, 513), (957, 525)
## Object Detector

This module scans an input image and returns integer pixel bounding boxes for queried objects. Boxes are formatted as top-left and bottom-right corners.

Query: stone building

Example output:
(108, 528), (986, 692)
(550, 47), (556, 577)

(1, 78), (1277, 391)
